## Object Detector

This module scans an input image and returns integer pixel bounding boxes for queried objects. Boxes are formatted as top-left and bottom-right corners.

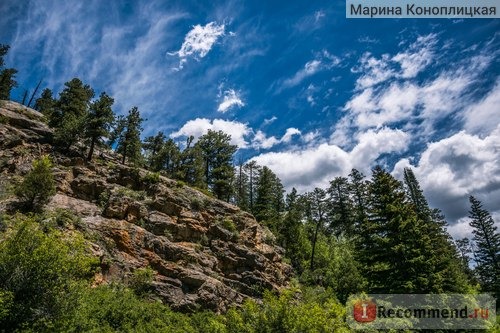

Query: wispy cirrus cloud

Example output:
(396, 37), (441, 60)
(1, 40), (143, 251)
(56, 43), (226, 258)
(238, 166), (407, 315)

(168, 21), (226, 70)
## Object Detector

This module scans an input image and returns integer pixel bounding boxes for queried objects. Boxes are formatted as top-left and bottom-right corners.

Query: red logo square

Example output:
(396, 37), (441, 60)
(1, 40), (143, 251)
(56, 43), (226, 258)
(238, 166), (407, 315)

(353, 299), (377, 322)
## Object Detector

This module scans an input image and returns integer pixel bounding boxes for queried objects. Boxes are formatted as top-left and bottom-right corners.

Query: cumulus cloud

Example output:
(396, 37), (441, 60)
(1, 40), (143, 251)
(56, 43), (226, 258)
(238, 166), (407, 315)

(252, 127), (409, 192)
(392, 126), (500, 224)
(170, 118), (251, 147)
(217, 89), (245, 113)
(169, 21), (225, 70)
(171, 118), (303, 150)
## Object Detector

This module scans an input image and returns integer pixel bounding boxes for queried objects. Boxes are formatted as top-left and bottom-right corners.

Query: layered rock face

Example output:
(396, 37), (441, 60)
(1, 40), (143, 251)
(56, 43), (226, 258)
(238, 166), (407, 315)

(0, 101), (291, 313)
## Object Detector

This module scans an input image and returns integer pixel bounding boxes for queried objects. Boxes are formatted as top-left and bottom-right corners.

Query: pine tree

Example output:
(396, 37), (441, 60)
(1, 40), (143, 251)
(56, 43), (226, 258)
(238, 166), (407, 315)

(468, 196), (500, 296)
(281, 188), (310, 273)
(348, 169), (369, 230)
(15, 156), (56, 210)
(34, 88), (56, 119)
(403, 167), (471, 293)
(244, 161), (260, 214)
(0, 45), (17, 100)
(160, 138), (181, 176)
(196, 130), (237, 200)
(52, 78), (94, 150)
(143, 132), (166, 171)
(254, 166), (285, 228)
(176, 136), (204, 187)
(85, 92), (115, 161)
(327, 177), (353, 237)
(110, 107), (143, 165)
(304, 187), (328, 271)
(234, 161), (250, 211)
(362, 166), (436, 293)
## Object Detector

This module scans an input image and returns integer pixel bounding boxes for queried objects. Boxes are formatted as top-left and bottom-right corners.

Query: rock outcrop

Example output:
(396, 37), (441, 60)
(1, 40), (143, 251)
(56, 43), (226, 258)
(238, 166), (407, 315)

(0, 101), (291, 313)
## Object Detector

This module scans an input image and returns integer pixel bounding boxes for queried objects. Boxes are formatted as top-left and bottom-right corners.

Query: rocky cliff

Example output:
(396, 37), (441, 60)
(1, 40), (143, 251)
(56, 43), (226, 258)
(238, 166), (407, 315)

(0, 100), (291, 313)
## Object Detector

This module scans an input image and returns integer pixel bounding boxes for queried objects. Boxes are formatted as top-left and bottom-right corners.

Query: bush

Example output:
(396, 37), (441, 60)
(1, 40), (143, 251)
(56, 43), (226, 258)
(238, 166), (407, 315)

(142, 172), (160, 185)
(0, 214), (98, 331)
(128, 267), (155, 297)
(14, 155), (56, 210)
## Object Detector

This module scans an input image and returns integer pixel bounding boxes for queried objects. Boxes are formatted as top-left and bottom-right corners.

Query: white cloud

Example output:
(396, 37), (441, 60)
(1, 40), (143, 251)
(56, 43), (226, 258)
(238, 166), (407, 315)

(169, 21), (225, 70)
(170, 118), (251, 147)
(282, 59), (322, 89)
(353, 33), (437, 89)
(392, 33), (437, 79)
(462, 79), (500, 135)
(217, 89), (245, 113)
(392, 126), (500, 224)
(252, 127), (409, 192)
(172, 119), (303, 150)
(263, 116), (277, 125)
(281, 128), (301, 143)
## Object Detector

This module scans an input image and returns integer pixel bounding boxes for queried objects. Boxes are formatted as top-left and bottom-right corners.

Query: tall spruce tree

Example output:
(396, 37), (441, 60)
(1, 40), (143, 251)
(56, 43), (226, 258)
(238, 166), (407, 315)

(244, 161), (260, 214)
(34, 88), (56, 119)
(110, 107), (143, 165)
(143, 132), (166, 171)
(403, 167), (471, 292)
(304, 187), (328, 271)
(0, 45), (17, 100)
(254, 166), (285, 229)
(176, 136), (204, 187)
(362, 166), (436, 293)
(234, 160), (250, 211)
(196, 130), (237, 200)
(468, 196), (500, 296)
(53, 78), (94, 150)
(327, 177), (354, 237)
(85, 92), (115, 161)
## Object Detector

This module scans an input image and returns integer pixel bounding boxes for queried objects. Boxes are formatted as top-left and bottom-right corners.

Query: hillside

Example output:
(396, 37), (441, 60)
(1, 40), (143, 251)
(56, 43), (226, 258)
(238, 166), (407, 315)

(0, 100), (291, 313)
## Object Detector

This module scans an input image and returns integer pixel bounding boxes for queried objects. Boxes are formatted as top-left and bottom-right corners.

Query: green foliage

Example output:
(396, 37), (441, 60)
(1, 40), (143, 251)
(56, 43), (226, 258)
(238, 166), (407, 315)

(0, 114), (8, 124)
(253, 166), (285, 229)
(52, 78), (94, 149)
(217, 216), (237, 234)
(0, 45), (17, 100)
(110, 107), (143, 165)
(15, 156), (56, 210)
(468, 195), (500, 298)
(196, 130), (237, 200)
(142, 172), (161, 185)
(85, 91), (115, 161)
(34, 88), (56, 118)
(0, 214), (98, 331)
(42, 208), (83, 229)
(128, 267), (155, 297)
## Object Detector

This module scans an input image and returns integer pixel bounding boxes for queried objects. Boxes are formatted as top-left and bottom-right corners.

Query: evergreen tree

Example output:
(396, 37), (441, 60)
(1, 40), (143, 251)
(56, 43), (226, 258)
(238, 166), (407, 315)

(468, 196), (500, 296)
(403, 167), (471, 292)
(196, 130), (237, 200)
(143, 132), (166, 171)
(244, 161), (260, 214)
(14, 156), (56, 210)
(304, 188), (328, 271)
(254, 166), (285, 229)
(176, 136), (204, 187)
(160, 138), (181, 176)
(110, 107), (143, 165)
(280, 188), (310, 274)
(34, 88), (56, 119)
(327, 177), (354, 237)
(362, 166), (435, 293)
(348, 169), (369, 231)
(234, 161), (250, 211)
(85, 92), (115, 161)
(52, 78), (94, 150)
(0, 45), (17, 100)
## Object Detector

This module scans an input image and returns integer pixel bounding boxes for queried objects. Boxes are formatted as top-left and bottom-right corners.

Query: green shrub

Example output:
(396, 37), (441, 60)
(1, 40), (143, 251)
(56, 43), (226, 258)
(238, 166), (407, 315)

(14, 155), (56, 210)
(142, 172), (160, 185)
(128, 267), (155, 297)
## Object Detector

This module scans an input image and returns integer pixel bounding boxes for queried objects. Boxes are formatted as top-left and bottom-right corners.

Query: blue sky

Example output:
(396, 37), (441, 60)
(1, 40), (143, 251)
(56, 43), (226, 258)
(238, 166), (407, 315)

(1, 0), (499, 238)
